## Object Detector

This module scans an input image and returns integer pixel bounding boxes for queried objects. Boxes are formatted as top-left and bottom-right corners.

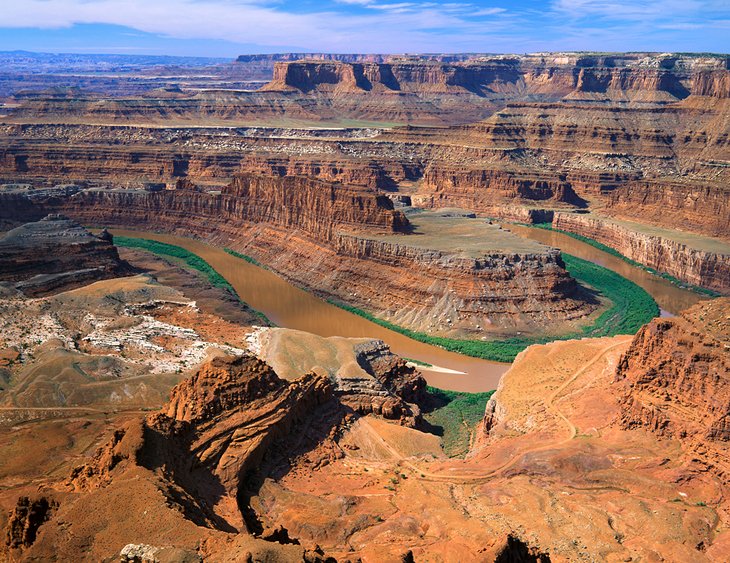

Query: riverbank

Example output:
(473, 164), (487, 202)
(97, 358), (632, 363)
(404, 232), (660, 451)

(550, 213), (729, 294)
(108, 229), (510, 392)
(115, 236), (272, 325)
(116, 233), (658, 364)
(532, 223), (721, 297)
(328, 253), (658, 362)
(506, 223), (710, 315)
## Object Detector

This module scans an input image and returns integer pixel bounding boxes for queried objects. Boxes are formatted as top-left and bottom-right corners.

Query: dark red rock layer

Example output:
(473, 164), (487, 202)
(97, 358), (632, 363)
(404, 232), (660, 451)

(54, 173), (407, 243)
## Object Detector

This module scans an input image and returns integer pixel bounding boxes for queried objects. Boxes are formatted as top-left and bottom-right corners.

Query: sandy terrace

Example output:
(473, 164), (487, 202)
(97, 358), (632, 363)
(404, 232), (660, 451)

(367, 209), (550, 257)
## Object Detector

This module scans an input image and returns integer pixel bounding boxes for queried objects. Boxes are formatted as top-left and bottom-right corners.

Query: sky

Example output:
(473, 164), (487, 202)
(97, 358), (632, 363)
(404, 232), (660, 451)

(0, 0), (728, 58)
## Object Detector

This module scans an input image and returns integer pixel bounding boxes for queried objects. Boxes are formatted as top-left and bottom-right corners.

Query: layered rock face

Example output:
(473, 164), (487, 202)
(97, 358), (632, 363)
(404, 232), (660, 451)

(2, 174), (591, 336)
(616, 298), (730, 448)
(553, 213), (730, 292)
(472, 312), (730, 560)
(3, 54), (728, 245)
(0, 214), (130, 295)
(10, 350), (426, 560)
(404, 97), (729, 228)
(603, 179), (730, 239)
(54, 172), (408, 242)
(12, 53), (727, 127)
(66, 353), (337, 519)
(0, 123), (408, 190)
(418, 165), (581, 208)
(263, 54), (729, 100)
(225, 173), (408, 238)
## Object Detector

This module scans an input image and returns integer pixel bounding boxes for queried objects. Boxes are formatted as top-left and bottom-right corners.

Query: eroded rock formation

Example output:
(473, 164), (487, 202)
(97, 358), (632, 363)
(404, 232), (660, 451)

(6, 348), (425, 560)
(616, 298), (730, 454)
(3, 300), (730, 561)
(0, 172), (593, 337)
(4, 496), (58, 550)
(0, 214), (131, 295)
(553, 213), (729, 292)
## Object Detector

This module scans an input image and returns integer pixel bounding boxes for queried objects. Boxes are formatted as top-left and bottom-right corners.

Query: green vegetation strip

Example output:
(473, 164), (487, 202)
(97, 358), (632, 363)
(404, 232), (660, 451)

(424, 386), (495, 457)
(329, 253), (659, 362)
(224, 248), (266, 269)
(532, 223), (721, 297)
(114, 236), (272, 325)
(403, 357), (433, 367)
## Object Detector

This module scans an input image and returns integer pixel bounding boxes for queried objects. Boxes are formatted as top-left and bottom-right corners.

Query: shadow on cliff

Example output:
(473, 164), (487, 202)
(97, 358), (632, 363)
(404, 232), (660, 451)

(236, 399), (350, 540)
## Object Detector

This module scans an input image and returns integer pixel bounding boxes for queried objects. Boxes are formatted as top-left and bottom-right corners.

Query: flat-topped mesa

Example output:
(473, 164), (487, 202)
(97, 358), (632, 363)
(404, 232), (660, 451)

(263, 59), (525, 95)
(261, 54), (730, 99)
(322, 211), (593, 335)
(568, 67), (689, 101)
(7, 54), (729, 129)
(3, 178), (597, 336)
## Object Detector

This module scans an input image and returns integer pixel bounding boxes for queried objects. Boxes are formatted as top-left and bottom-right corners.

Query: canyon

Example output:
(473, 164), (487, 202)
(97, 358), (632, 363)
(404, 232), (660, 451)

(2, 289), (727, 561)
(0, 178), (595, 340)
(0, 50), (728, 563)
(552, 213), (730, 292)
(2, 52), (728, 296)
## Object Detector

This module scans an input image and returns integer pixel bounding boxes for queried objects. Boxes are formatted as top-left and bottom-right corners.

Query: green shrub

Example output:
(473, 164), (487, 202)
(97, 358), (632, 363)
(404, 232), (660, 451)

(532, 224), (720, 297)
(224, 248), (266, 269)
(328, 253), (659, 362)
(424, 386), (495, 457)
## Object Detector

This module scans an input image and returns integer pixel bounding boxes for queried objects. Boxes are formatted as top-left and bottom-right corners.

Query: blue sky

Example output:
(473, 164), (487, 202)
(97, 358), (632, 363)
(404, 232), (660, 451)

(1, 0), (728, 57)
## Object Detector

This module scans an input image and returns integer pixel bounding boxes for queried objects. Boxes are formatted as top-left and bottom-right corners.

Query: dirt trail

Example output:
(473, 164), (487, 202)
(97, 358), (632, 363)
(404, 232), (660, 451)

(364, 339), (630, 484)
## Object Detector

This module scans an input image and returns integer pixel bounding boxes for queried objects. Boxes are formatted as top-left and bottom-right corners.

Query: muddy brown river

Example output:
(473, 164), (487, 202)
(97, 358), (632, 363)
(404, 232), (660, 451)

(507, 225), (707, 316)
(112, 230), (509, 392)
(112, 227), (705, 393)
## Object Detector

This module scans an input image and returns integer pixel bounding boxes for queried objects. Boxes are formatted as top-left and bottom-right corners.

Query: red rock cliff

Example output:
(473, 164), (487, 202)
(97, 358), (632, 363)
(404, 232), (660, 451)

(615, 298), (730, 478)
(58, 173), (408, 243)
(553, 213), (729, 293)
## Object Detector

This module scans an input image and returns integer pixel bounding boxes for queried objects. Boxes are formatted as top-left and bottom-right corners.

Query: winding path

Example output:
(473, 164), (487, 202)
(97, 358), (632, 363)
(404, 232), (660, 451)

(362, 339), (630, 485)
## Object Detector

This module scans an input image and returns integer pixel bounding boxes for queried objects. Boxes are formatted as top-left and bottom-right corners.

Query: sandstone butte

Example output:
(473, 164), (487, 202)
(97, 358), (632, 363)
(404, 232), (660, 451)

(0, 296), (727, 562)
(1, 53), (728, 295)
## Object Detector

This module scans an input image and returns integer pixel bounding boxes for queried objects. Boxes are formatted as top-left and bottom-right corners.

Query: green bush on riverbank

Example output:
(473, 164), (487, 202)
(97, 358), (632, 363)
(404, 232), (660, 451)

(329, 253), (659, 362)
(424, 386), (495, 457)
(532, 223), (720, 297)
(114, 236), (271, 325)
(223, 248), (266, 268)
(115, 236), (658, 364)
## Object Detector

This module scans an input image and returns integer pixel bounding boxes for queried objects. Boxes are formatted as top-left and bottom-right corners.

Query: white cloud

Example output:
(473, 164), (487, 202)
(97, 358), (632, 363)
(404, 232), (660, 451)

(472, 8), (506, 16)
(0, 0), (516, 52)
(0, 0), (727, 53)
(552, 0), (710, 20)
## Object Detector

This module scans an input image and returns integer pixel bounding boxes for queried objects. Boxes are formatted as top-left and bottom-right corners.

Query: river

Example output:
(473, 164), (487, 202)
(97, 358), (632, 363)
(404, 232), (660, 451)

(506, 225), (707, 316)
(112, 229), (508, 393)
(112, 227), (705, 393)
